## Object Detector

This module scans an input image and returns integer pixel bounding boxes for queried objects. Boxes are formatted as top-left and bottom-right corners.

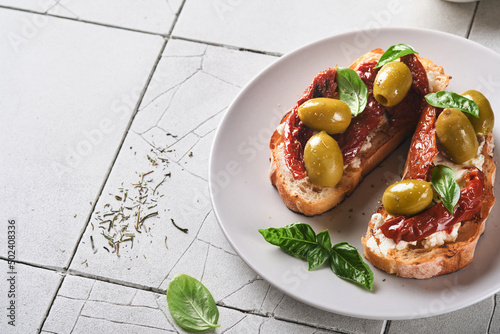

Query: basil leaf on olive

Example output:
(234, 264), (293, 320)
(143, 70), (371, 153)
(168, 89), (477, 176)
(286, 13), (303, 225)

(431, 165), (460, 214)
(336, 67), (368, 116)
(425, 91), (480, 118)
(375, 43), (418, 69)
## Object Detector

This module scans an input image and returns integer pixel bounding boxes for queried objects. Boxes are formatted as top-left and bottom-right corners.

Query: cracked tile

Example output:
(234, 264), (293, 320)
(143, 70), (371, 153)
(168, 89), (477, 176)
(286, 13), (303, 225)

(158, 238), (210, 290)
(156, 70), (241, 139)
(177, 131), (214, 179)
(0, 260), (62, 334)
(389, 296), (494, 333)
(173, 0), (476, 54)
(70, 131), (212, 288)
(273, 294), (383, 334)
(221, 278), (270, 312)
(44, 274), (175, 333)
(202, 244), (258, 301)
(197, 210), (236, 255)
(0, 0), (56, 12)
(0, 9), (163, 269)
(161, 131), (201, 164)
(47, 0), (181, 34)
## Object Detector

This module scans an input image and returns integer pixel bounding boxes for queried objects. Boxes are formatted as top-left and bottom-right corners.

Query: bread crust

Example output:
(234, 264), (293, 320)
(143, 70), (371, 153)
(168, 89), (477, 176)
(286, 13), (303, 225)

(361, 133), (495, 279)
(269, 49), (449, 216)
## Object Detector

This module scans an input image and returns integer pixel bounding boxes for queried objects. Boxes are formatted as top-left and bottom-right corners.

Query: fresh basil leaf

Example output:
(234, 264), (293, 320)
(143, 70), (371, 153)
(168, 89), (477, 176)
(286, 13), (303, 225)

(260, 223), (374, 290)
(337, 67), (368, 116)
(330, 242), (374, 290)
(166, 274), (220, 332)
(258, 223), (317, 259)
(431, 165), (460, 214)
(307, 230), (331, 270)
(425, 91), (479, 118)
(375, 43), (418, 68)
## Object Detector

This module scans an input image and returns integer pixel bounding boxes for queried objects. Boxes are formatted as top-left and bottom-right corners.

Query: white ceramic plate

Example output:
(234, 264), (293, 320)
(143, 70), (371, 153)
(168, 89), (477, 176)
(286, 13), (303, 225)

(209, 27), (500, 320)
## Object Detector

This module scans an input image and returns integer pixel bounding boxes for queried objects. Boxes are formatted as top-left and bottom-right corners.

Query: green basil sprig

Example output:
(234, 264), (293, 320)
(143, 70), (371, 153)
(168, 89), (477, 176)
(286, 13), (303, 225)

(259, 223), (374, 290)
(167, 274), (221, 332)
(431, 165), (460, 214)
(337, 67), (368, 117)
(375, 43), (418, 68)
(425, 91), (479, 118)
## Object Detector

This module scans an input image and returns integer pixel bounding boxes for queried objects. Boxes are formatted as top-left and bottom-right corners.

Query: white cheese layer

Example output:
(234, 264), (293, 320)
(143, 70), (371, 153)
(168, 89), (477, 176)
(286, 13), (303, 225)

(368, 137), (485, 255)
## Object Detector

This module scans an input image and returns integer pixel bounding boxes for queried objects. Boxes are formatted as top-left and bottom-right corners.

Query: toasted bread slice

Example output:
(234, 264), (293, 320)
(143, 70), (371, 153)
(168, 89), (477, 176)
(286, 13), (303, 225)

(362, 132), (495, 279)
(269, 49), (449, 216)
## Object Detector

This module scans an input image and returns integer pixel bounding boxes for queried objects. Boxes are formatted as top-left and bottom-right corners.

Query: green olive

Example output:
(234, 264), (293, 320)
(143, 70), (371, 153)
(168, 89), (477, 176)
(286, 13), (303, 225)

(436, 108), (479, 164)
(461, 90), (495, 136)
(373, 62), (412, 107)
(304, 131), (343, 187)
(298, 98), (352, 134)
(382, 180), (433, 216)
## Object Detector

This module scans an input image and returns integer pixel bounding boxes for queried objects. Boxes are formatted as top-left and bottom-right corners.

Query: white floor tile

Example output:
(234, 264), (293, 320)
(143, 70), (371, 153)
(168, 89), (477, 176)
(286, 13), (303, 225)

(47, 0), (182, 34)
(469, 0), (500, 54)
(0, 260), (62, 334)
(0, 9), (164, 268)
(173, 0), (476, 54)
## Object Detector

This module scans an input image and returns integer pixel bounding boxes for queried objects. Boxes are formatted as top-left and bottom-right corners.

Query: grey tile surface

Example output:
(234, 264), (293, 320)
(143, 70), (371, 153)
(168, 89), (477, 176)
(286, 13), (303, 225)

(388, 296), (494, 334)
(1, 1), (499, 333)
(0, 8), (164, 268)
(469, 0), (500, 54)
(173, 0), (476, 54)
(0, 260), (62, 333)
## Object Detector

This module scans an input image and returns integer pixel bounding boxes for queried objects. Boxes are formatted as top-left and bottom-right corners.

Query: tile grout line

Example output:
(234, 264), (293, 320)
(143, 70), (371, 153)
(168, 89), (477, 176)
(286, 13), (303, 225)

(2, 254), (349, 334)
(465, 1), (480, 39)
(381, 319), (391, 334)
(487, 295), (497, 333)
(36, 1), (193, 330)
(0, 4), (283, 57)
(170, 35), (283, 57)
(0, 4), (168, 37)
(36, 31), (170, 334)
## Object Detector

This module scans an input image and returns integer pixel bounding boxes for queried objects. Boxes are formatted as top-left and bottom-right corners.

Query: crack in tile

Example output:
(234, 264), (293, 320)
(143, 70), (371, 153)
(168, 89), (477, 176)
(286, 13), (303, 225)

(157, 233), (200, 289)
(163, 0), (176, 15)
(221, 314), (248, 334)
(57, 294), (161, 311)
(44, 0), (60, 14)
(136, 85), (180, 126)
(197, 239), (236, 257)
(58, 3), (80, 19)
(199, 241), (211, 282)
(78, 314), (175, 332)
(171, 159), (208, 181)
(271, 294), (286, 317)
(259, 285), (272, 313)
(69, 279), (96, 333)
(155, 294), (176, 329)
(201, 70), (242, 89)
(192, 106), (227, 136)
(220, 274), (261, 303)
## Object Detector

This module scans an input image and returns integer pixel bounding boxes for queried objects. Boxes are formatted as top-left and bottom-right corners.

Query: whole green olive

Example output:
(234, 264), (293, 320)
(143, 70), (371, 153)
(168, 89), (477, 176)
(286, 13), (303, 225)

(298, 98), (352, 134)
(436, 108), (479, 164)
(382, 180), (433, 216)
(373, 62), (412, 107)
(461, 90), (495, 136)
(304, 131), (343, 187)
